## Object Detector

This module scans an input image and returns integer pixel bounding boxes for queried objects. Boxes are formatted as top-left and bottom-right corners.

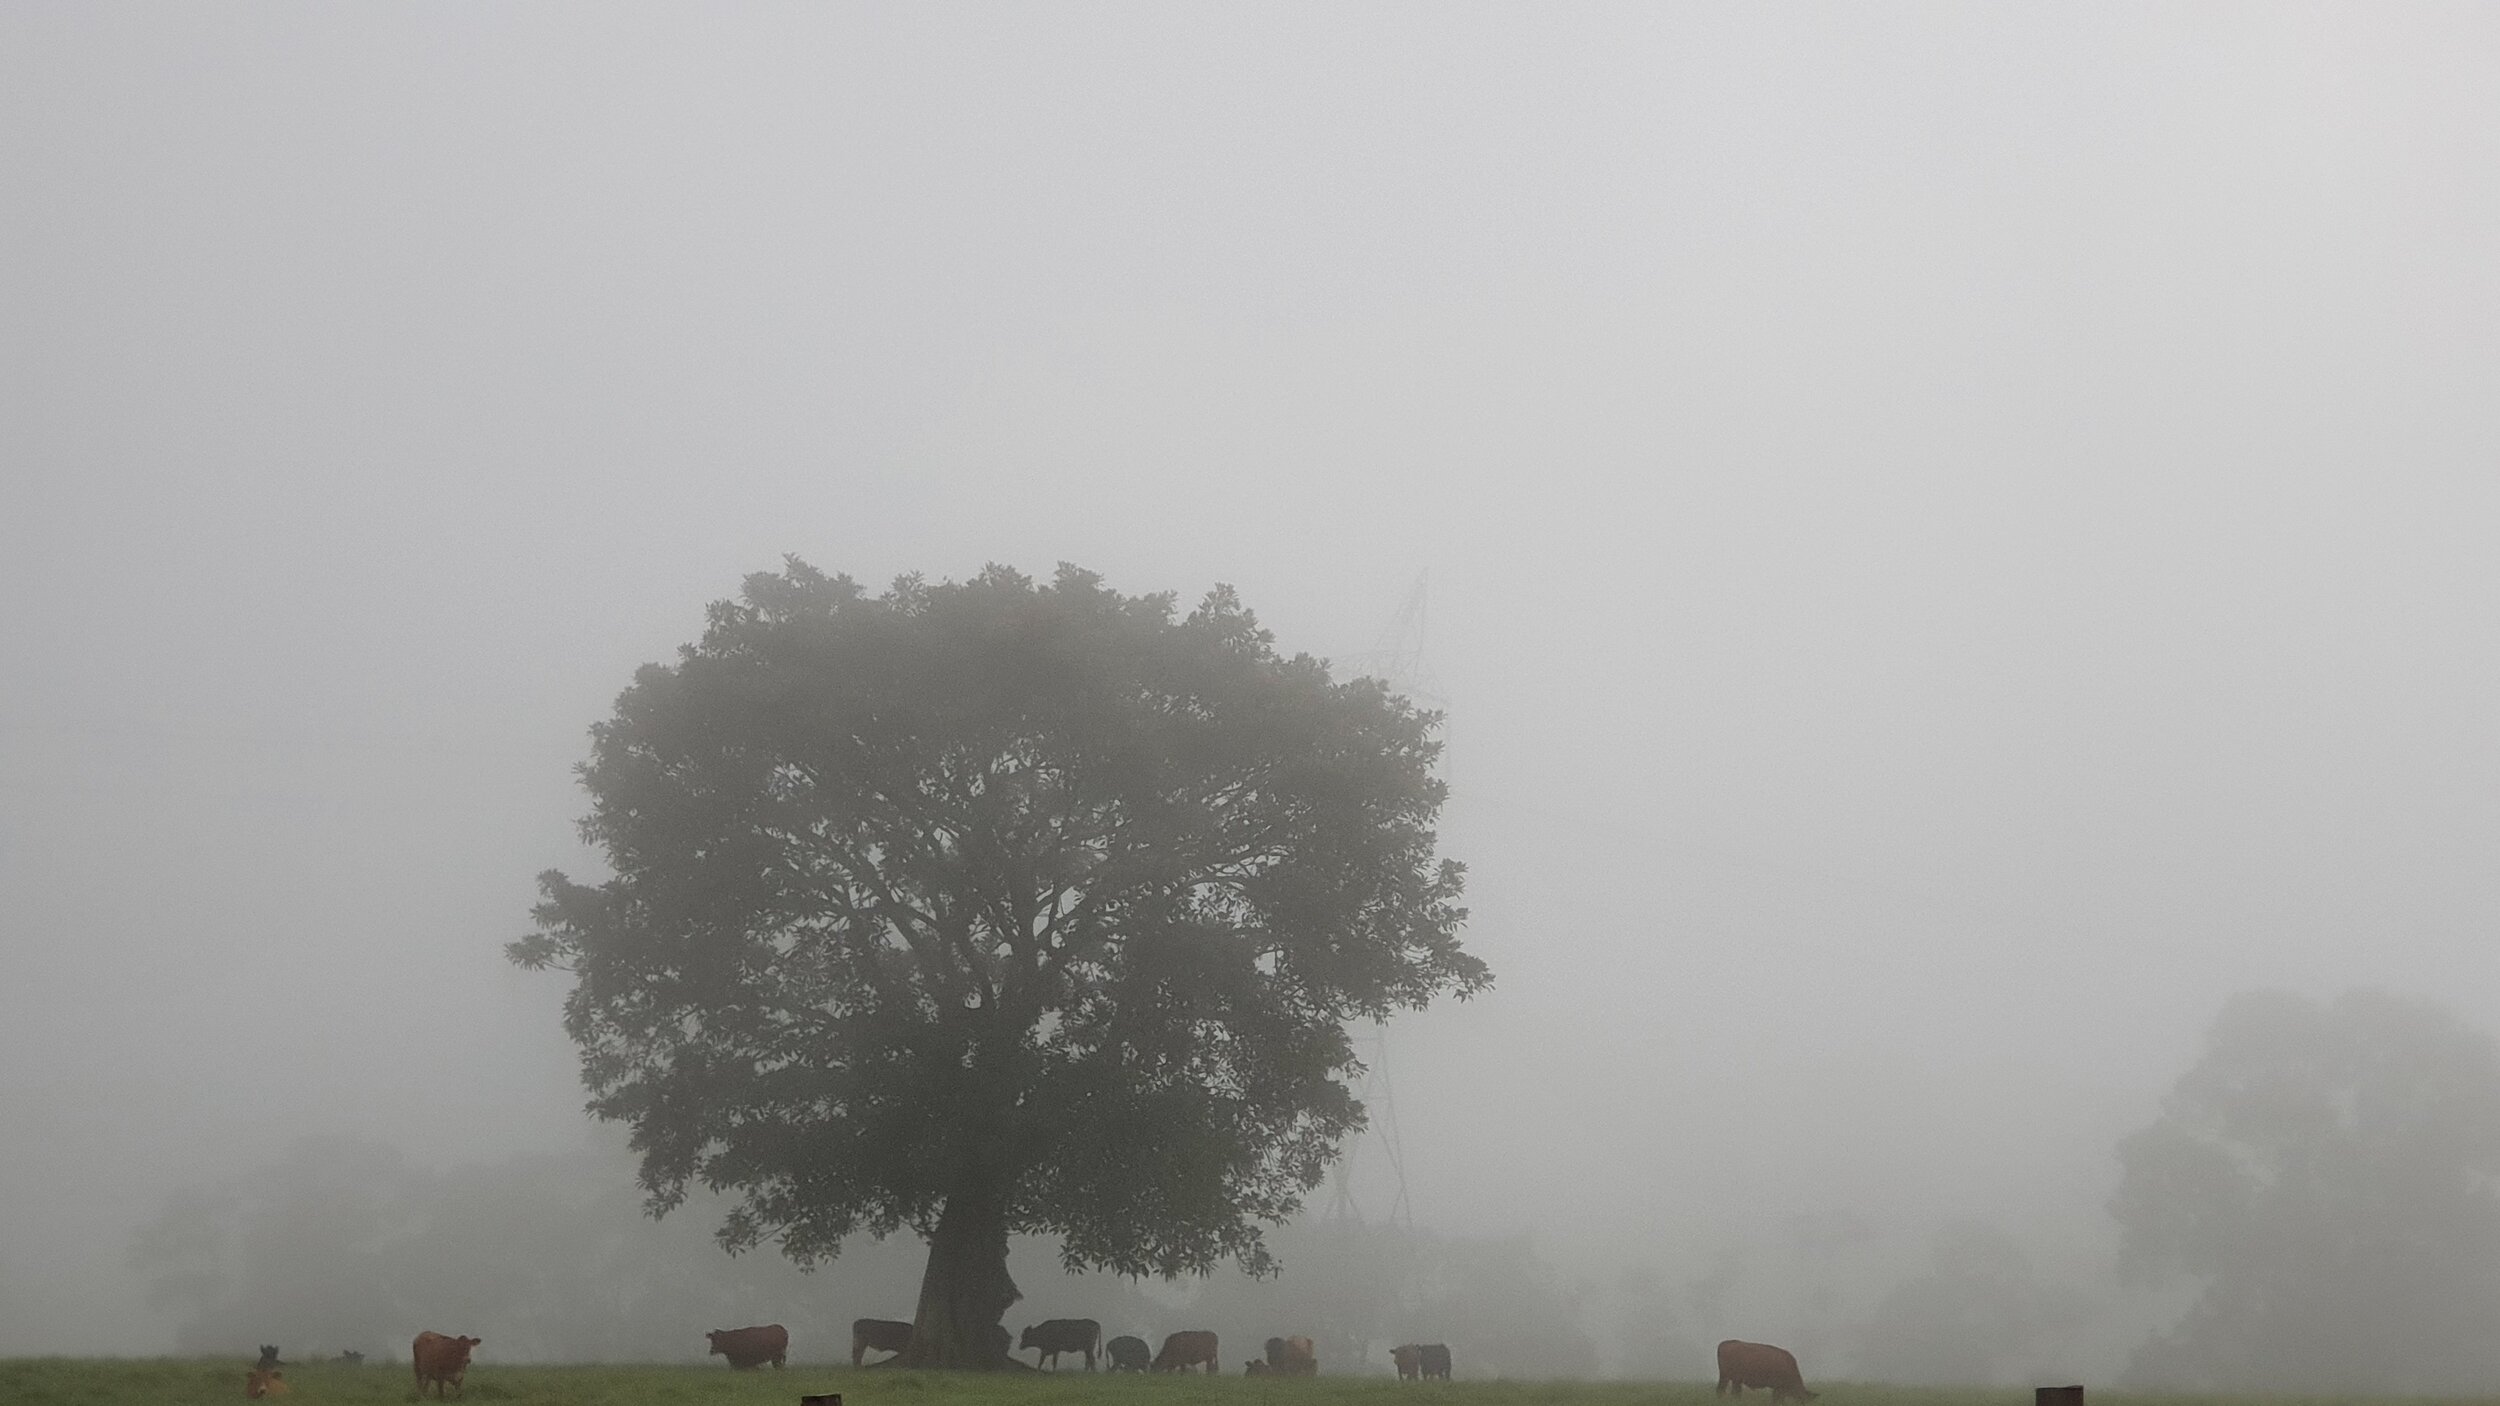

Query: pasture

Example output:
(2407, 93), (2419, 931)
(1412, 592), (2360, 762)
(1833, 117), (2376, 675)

(0, 1361), (2465, 1406)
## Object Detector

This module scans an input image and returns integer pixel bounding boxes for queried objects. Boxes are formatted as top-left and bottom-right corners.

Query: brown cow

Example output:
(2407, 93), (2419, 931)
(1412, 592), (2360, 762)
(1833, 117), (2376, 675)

(412, 1331), (481, 1400)
(243, 1368), (289, 1399)
(852, 1318), (912, 1367)
(707, 1323), (789, 1370)
(1152, 1330), (1220, 1374)
(1265, 1336), (1318, 1376)
(1020, 1318), (1102, 1371)
(1716, 1340), (1816, 1401)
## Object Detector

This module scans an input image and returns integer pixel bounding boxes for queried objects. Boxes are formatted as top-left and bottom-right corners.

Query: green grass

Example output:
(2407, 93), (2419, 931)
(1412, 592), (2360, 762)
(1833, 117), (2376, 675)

(0, 1361), (2486, 1406)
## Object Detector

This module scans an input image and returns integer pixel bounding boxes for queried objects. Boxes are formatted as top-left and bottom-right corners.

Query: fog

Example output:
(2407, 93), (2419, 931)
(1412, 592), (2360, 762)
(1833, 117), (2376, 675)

(8, 2), (2500, 1389)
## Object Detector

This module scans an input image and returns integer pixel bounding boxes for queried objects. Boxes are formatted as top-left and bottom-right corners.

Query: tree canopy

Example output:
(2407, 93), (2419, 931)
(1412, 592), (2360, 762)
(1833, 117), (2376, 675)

(2111, 989), (2500, 1392)
(509, 561), (1486, 1366)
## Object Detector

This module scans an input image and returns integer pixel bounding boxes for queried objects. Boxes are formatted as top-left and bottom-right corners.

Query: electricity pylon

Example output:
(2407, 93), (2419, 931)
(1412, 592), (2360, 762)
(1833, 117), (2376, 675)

(1320, 571), (1439, 1231)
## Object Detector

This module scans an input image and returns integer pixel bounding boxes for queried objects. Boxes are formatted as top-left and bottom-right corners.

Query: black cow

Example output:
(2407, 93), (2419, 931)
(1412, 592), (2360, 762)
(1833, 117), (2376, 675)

(1106, 1335), (1152, 1373)
(852, 1318), (912, 1367)
(1019, 1318), (1102, 1371)
(1393, 1343), (1451, 1381)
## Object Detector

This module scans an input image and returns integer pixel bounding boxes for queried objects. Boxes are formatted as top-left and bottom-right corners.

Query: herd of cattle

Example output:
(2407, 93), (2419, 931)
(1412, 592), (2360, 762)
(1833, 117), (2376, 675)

(848, 1318), (1450, 1380)
(235, 1322), (1819, 1400)
(756, 1327), (1813, 1396)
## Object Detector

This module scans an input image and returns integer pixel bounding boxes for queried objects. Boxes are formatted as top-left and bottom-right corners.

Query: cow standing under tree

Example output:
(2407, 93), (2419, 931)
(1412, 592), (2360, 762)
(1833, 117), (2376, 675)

(1153, 1331), (1221, 1374)
(1019, 1318), (1102, 1371)
(852, 1318), (913, 1367)
(706, 1324), (789, 1370)
(1716, 1340), (1817, 1401)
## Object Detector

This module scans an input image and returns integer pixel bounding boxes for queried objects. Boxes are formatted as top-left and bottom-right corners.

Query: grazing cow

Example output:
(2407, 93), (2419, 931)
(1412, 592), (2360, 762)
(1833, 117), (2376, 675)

(412, 1331), (481, 1400)
(244, 1367), (288, 1399)
(852, 1318), (913, 1367)
(706, 1323), (789, 1370)
(1020, 1318), (1102, 1371)
(1106, 1335), (1152, 1373)
(1152, 1330), (1220, 1374)
(1716, 1340), (1816, 1401)
(1265, 1336), (1318, 1376)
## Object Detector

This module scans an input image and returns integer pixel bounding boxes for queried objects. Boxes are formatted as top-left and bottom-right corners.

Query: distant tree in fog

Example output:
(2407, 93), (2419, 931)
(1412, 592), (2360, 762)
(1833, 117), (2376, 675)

(1606, 1263), (1693, 1380)
(509, 562), (1487, 1368)
(130, 1137), (429, 1355)
(1854, 1221), (2063, 1385)
(2111, 989), (2500, 1393)
(129, 1136), (920, 1360)
(1402, 1230), (1596, 1378)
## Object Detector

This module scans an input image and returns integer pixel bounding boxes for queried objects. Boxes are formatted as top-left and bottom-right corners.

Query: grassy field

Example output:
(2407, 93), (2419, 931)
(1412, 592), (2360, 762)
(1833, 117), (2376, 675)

(0, 1360), (2479, 1406)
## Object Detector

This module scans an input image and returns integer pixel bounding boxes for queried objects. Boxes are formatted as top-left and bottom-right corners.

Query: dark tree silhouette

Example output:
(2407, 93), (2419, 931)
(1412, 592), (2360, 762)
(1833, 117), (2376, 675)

(509, 562), (1486, 1368)
(2111, 989), (2500, 1392)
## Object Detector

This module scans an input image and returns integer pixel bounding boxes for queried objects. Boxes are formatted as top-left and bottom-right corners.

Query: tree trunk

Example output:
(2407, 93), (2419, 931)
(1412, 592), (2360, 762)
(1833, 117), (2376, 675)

(902, 1156), (1022, 1369)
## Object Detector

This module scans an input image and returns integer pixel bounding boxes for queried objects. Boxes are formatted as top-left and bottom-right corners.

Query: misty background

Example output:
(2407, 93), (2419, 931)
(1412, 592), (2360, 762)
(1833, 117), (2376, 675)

(7, 2), (2499, 1387)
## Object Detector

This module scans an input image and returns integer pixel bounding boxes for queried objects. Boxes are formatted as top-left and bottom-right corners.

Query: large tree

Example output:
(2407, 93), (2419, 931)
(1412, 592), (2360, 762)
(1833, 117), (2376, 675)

(509, 561), (1486, 1367)
(2110, 989), (2500, 1392)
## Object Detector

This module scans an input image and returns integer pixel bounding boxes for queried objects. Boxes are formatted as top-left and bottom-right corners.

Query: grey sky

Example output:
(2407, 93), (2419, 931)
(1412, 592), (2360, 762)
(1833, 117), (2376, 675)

(5, 1), (2498, 1363)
